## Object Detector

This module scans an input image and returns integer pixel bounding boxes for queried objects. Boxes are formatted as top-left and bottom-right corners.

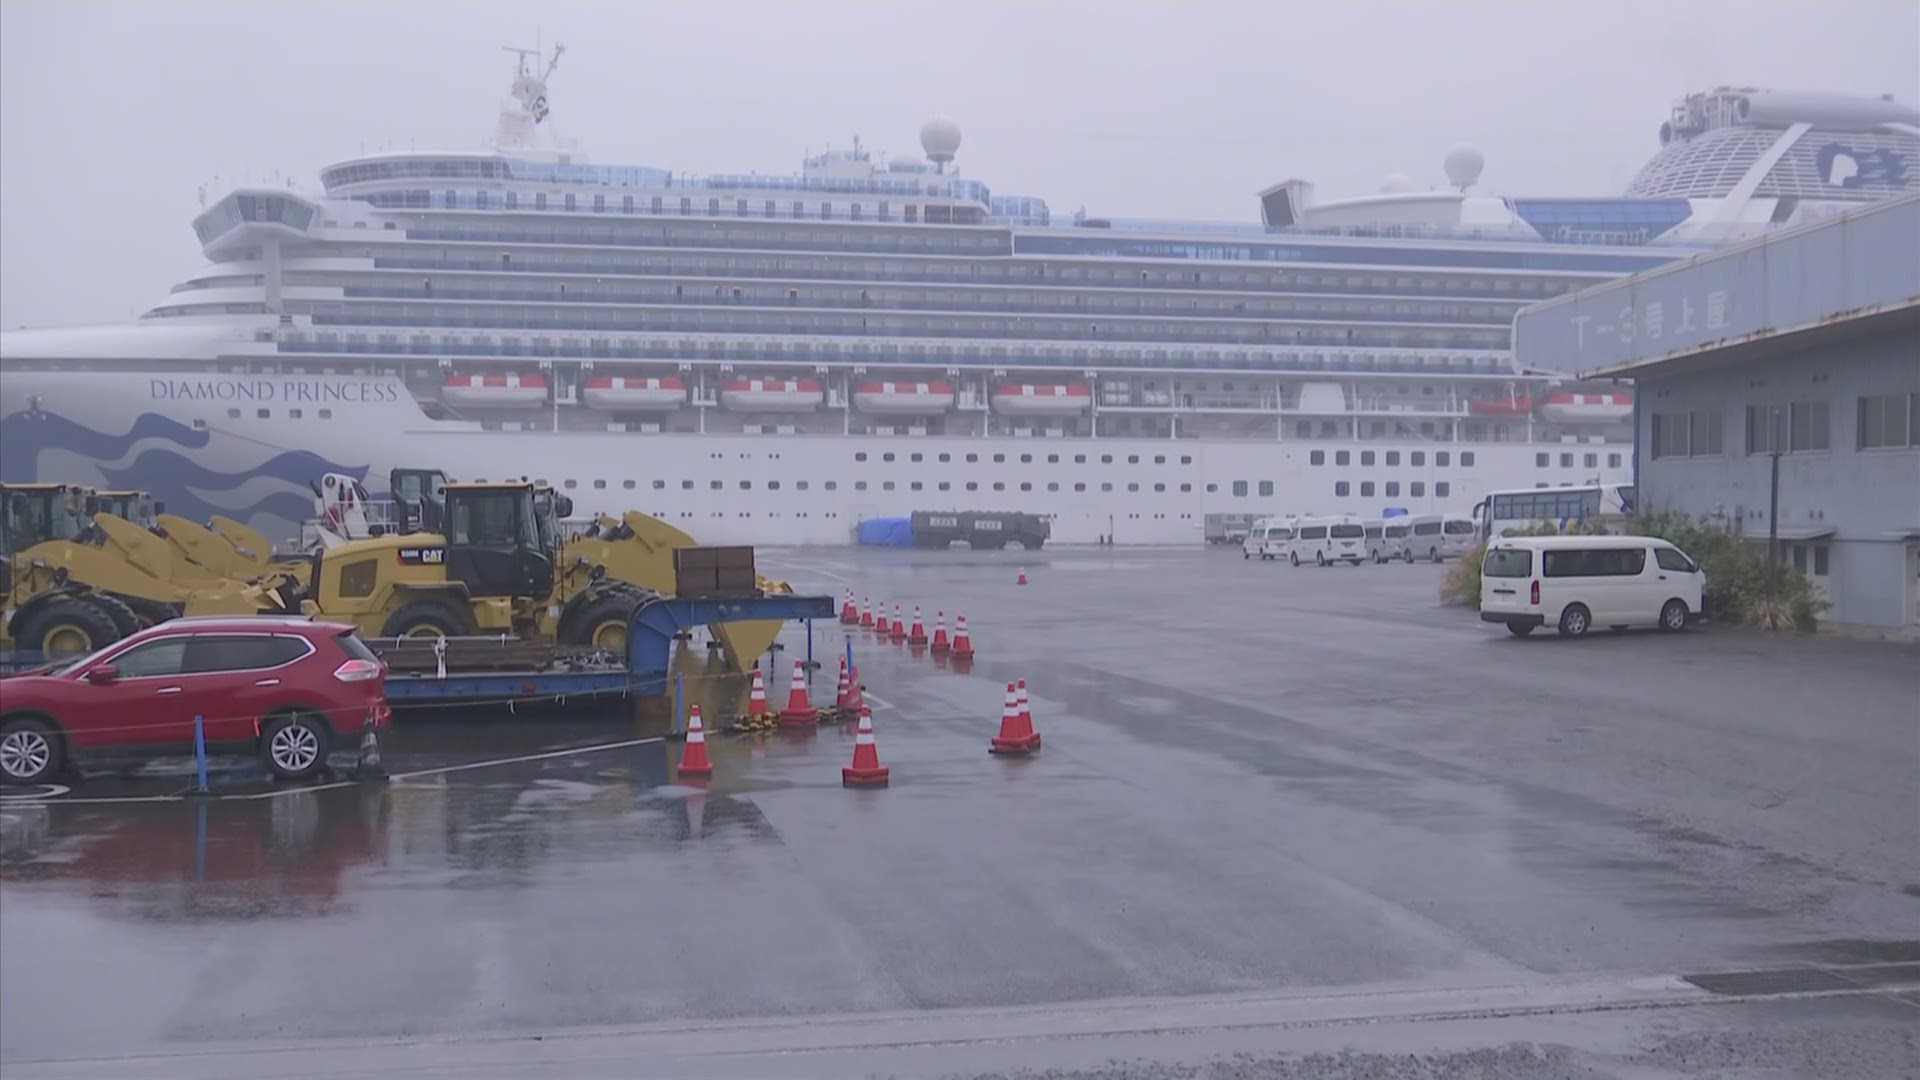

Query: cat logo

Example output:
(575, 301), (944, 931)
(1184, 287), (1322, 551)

(397, 547), (446, 566)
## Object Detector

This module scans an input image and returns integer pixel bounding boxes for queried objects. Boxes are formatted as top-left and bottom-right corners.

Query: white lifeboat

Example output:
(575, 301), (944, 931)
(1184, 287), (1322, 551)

(720, 377), (824, 412)
(991, 382), (1092, 416)
(1540, 391), (1632, 423)
(442, 372), (546, 408)
(852, 380), (955, 415)
(582, 374), (686, 410)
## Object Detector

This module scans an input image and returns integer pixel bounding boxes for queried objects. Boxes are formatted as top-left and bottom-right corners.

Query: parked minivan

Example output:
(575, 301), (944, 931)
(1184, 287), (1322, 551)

(1377, 518), (1411, 563)
(1362, 520), (1386, 562)
(1403, 513), (1478, 562)
(1480, 535), (1706, 638)
(1291, 514), (1367, 566)
(1242, 518), (1292, 560)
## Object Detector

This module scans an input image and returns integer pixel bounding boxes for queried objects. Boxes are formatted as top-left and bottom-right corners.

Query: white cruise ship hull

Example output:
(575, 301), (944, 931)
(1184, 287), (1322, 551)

(0, 369), (1626, 548)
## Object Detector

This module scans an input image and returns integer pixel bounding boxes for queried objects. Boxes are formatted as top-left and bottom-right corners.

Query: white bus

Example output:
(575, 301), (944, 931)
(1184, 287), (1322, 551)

(1474, 484), (1637, 542)
(1402, 513), (1480, 562)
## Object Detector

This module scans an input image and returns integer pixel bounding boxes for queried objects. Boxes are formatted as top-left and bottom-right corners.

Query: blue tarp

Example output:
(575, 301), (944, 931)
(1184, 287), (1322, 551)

(856, 517), (915, 546)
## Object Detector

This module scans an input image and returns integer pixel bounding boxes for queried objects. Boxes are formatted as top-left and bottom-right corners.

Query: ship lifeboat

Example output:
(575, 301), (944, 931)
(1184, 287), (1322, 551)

(852, 380), (955, 415)
(442, 372), (546, 408)
(720, 377), (824, 412)
(991, 382), (1092, 416)
(582, 374), (686, 410)
(1468, 392), (1533, 416)
(1540, 391), (1632, 423)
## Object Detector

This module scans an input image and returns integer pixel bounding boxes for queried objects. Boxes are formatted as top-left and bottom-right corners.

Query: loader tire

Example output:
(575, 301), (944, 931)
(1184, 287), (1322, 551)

(90, 594), (143, 638)
(380, 598), (477, 640)
(119, 596), (182, 628)
(17, 596), (122, 658)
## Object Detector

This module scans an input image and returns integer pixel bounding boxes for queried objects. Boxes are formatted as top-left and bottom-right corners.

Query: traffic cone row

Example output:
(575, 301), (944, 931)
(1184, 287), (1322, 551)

(906, 606), (928, 646)
(860, 600), (974, 661)
(777, 658), (817, 726)
(839, 589), (858, 624)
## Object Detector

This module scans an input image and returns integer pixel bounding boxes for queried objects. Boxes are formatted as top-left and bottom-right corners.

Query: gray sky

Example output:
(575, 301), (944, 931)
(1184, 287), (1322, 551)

(2, 0), (1915, 328)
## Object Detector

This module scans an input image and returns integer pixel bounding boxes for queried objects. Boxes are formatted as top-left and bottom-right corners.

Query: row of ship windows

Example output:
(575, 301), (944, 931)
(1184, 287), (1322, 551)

(373, 188), (975, 227)
(1538, 451), (1627, 469)
(558, 477), (1203, 495)
(1324, 481), (1451, 499)
(1306, 449), (1478, 467)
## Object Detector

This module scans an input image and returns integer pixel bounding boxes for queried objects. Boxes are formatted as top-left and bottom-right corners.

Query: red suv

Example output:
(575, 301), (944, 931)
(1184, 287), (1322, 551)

(0, 616), (390, 785)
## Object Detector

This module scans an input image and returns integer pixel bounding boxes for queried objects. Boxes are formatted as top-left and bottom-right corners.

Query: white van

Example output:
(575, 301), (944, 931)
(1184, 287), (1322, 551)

(1290, 514), (1367, 566)
(1242, 518), (1291, 560)
(1480, 535), (1706, 638)
(1402, 513), (1478, 562)
(1362, 520), (1386, 563)
(1379, 518), (1412, 563)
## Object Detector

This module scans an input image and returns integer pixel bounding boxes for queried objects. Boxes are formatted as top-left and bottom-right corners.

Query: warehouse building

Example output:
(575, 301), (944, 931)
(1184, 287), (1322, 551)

(1514, 193), (1920, 635)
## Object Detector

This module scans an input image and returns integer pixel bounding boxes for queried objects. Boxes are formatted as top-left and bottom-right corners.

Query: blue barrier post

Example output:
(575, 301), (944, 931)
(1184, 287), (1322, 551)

(845, 635), (853, 675)
(191, 714), (208, 794)
(674, 670), (685, 736)
(194, 801), (208, 881)
(806, 619), (814, 678)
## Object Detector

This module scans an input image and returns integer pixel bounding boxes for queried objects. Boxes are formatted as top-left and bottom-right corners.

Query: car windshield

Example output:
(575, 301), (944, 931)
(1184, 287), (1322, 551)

(1483, 548), (1533, 578)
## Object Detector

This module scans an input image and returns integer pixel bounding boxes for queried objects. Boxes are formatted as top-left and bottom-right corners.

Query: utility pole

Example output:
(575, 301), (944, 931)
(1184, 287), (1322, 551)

(1767, 406), (1783, 599)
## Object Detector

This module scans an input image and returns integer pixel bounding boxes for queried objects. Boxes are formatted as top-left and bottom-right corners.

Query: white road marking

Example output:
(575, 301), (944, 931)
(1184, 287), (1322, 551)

(388, 737), (665, 782)
(859, 691), (896, 711)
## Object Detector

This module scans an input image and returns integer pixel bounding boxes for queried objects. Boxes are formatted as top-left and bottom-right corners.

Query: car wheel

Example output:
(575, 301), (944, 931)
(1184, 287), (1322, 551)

(1289, 552), (1299, 566)
(1659, 599), (1690, 632)
(1430, 547), (1441, 563)
(1506, 623), (1535, 637)
(0, 717), (63, 785)
(1557, 604), (1591, 638)
(1315, 551), (1326, 567)
(261, 712), (331, 781)
(1243, 551), (1250, 560)
(1404, 549), (1415, 564)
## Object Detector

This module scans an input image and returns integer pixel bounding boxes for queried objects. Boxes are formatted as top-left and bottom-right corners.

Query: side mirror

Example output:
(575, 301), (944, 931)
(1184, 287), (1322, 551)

(84, 664), (119, 684)
(153, 501), (167, 515)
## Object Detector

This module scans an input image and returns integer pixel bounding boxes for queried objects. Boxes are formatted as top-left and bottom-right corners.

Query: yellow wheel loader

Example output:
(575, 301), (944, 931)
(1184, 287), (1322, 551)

(0, 484), (269, 657)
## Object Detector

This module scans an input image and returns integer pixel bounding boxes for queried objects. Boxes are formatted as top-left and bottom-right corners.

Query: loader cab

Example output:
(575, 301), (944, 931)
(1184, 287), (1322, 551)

(442, 482), (552, 599)
(1, 484), (89, 554)
(389, 468), (449, 535)
(93, 490), (159, 529)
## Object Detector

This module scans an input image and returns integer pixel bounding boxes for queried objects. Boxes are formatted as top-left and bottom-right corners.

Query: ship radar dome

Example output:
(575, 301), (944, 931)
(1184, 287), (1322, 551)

(1380, 172), (1414, 193)
(919, 116), (962, 165)
(1443, 143), (1485, 190)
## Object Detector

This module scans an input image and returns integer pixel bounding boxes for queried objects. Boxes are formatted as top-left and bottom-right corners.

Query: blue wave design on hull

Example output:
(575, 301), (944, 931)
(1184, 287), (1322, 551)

(0, 408), (366, 529)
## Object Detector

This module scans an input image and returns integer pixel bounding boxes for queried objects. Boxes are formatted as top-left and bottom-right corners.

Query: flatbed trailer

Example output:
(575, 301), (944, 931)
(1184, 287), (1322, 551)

(378, 593), (835, 705)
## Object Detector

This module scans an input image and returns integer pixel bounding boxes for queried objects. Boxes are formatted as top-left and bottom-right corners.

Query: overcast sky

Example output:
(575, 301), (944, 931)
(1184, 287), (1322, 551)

(2, 0), (1915, 328)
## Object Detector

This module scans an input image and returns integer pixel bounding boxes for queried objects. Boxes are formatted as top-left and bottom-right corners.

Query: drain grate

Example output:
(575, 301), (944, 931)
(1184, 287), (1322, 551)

(1683, 968), (1860, 996)
(1827, 963), (1920, 989)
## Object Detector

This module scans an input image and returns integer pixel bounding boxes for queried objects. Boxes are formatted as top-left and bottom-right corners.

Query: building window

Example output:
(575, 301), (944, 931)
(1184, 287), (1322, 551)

(1584, 452), (1598, 468)
(1535, 452), (1549, 467)
(1559, 452), (1574, 468)
(824, 481), (836, 490)
(1074, 482), (1087, 492)
(1335, 450), (1350, 466)
(288, 408), (302, 419)
(1127, 454), (1140, 464)
(1180, 455), (1192, 464)
(855, 452), (867, 462)
(1436, 451), (1449, 466)
(768, 481), (781, 491)
(1258, 480), (1274, 496)
(1858, 392), (1916, 449)
(1747, 401), (1830, 453)
(1048, 454), (1060, 463)
(992, 481), (1005, 491)
(938, 481), (950, 491)
(966, 453), (978, 463)
(1205, 483), (1217, 493)
(594, 479), (607, 489)
(993, 453), (1006, 463)
(966, 481), (978, 491)
(910, 453), (923, 463)
(1232, 480), (1248, 496)
(1154, 455), (1166, 464)
(651, 479), (664, 489)
(1047, 482), (1059, 492)
(1435, 481), (1450, 497)
(1411, 451), (1425, 466)
(682, 480), (694, 490)
(854, 481), (867, 491)
(1360, 481), (1375, 497)
(318, 409), (332, 419)
(1334, 481), (1350, 496)
(1310, 450), (1325, 465)
(1813, 545), (1829, 576)
(1180, 483), (1192, 492)
(1101, 482), (1114, 492)
(1020, 453), (1033, 464)
(710, 480), (723, 490)
(1385, 451), (1400, 466)
(1607, 453), (1622, 468)
(882, 452), (895, 462)
(1385, 481), (1400, 497)
(1101, 454), (1114, 464)
(882, 481), (895, 491)
(938, 452), (951, 462)
(1127, 482), (1140, 492)
(1154, 482), (1166, 492)
(1360, 451), (1375, 466)
(1461, 451), (1475, 467)
(1410, 481), (1425, 497)
(1075, 454), (1088, 464)
(796, 481), (809, 491)
(1020, 482), (1032, 492)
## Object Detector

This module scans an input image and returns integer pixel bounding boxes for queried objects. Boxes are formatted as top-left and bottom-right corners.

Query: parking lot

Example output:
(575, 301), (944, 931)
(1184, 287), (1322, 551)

(4, 546), (1918, 1078)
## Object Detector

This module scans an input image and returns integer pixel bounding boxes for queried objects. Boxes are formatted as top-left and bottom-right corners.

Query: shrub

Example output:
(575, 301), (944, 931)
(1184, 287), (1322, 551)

(1439, 544), (1484, 606)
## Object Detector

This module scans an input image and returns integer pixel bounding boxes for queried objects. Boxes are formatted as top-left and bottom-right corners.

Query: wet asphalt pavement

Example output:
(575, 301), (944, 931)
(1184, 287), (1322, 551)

(3, 546), (1917, 1078)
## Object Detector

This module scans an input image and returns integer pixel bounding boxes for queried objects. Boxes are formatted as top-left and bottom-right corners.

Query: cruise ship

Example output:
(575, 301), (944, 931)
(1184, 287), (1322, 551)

(2, 58), (1915, 546)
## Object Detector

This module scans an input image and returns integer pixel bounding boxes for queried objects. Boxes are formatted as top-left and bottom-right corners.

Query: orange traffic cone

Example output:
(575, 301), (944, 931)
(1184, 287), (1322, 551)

(950, 613), (975, 659)
(844, 665), (865, 712)
(889, 604), (907, 643)
(679, 705), (714, 777)
(833, 659), (852, 709)
(906, 606), (928, 646)
(873, 603), (890, 636)
(840, 589), (858, 624)
(746, 666), (771, 716)
(859, 597), (874, 628)
(929, 611), (950, 654)
(842, 706), (890, 787)
(777, 659), (815, 726)
(990, 682), (1038, 755)
(1017, 567), (1028, 585)
(1017, 678), (1042, 749)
